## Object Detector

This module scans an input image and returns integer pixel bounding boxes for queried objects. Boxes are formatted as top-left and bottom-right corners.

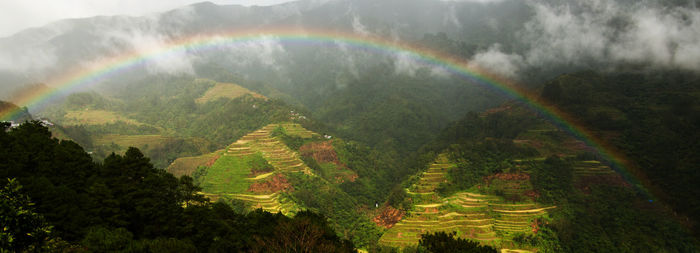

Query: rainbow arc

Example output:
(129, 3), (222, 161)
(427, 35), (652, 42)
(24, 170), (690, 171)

(0, 28), (651, 199)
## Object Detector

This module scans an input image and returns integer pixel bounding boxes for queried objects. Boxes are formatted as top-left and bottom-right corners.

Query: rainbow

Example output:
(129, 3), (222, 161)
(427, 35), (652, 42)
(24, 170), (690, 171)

(0, 27), (652, 198)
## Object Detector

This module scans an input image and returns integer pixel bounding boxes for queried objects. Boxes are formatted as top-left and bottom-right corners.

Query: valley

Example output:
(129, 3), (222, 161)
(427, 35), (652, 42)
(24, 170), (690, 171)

(1, 0), (699, 252)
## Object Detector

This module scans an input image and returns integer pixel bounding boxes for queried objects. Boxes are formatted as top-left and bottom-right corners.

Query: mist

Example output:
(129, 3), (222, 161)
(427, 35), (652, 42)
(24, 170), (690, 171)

(2, 0), (700, 98)
(472, 0), (700, 78)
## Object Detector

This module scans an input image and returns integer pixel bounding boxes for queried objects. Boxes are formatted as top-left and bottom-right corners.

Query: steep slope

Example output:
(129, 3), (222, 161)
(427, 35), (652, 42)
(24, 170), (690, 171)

(42, 77), (298, 168)
(381, 100), (697, 252)
(194, 79), (267, 104)
(539, 70), (700, 237)
(0, 100), (32, 122)
(196, 123), (312, 215)
(191, 122), (384, 249)
(380, 154), (555, 252)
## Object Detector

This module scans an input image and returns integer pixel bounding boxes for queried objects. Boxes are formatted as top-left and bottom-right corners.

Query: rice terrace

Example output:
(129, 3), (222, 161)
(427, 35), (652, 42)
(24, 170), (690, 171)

(1, 0), (699, 252)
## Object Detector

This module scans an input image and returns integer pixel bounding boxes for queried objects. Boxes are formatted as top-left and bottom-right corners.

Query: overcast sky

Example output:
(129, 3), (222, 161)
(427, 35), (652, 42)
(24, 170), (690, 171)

(0, 0), (296, 37)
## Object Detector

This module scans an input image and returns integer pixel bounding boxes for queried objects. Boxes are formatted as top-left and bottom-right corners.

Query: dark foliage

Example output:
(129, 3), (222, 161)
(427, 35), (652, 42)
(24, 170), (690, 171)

(419, 232), (497, 253)
(0, 122), (356, 251)
(541, 70), (700, 236)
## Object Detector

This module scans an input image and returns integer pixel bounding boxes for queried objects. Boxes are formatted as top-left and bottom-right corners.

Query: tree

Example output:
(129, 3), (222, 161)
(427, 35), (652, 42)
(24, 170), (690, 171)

(0, 178), (52, 251)
(418, 232), (497, 253)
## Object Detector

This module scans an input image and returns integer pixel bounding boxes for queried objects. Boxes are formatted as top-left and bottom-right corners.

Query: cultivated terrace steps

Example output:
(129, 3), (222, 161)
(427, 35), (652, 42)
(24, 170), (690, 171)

(379, 154), (553, 252)
(205, 123), (319, 216)
(573, 160), (615, 176)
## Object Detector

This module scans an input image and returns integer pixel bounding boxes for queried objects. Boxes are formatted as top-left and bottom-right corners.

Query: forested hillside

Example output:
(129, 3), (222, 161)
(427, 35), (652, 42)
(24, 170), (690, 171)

(377, 100), (698, 252)
(0, 121), (355, 252)
(540, 70), (700, 237)
(2, 0), (699, 252)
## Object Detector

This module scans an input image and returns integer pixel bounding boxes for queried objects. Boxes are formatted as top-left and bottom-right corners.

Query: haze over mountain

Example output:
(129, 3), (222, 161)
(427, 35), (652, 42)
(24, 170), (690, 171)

(1, 0), (699, 252)
(3, 0), (700, 104)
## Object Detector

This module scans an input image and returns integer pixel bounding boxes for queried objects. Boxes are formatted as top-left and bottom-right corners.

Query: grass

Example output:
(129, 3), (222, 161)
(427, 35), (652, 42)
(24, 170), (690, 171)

(279, 123), (317, 138)
(379, 154), (555, 251)
(63, 109), (144, 126)
(195, 80), (266, 104)
(199, 123), (319, 216)
(94, 134), (171, 148)
(200, 155), (252, 194)
(166, 150), (222, 177)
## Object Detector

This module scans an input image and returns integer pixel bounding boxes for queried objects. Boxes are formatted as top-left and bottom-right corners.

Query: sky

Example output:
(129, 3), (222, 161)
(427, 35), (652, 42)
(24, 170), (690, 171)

(0, 0), (296, 37)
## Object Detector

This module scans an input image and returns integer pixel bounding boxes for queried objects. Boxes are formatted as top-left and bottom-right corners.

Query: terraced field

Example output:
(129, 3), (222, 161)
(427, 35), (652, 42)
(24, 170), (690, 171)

(379, 154), (553, 252)
(573, 160), (615, 176)
(277, 123), (318, 138)
(62, 109), (145, 126)
(166, 150), (222, 177)
(200, 123), (316, 215)
(195, 79), (266, 104)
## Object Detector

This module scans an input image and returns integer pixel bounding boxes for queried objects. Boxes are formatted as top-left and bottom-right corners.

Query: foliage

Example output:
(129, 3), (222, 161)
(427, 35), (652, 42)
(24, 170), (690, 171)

(531, 156), (573, 204)
(0, 178), (52, 252)
(418, 231), (497, 253)
(248, 153), (274, 175)
(287, 173), (383, 249)
(425, 111), (539, 196)
(47, 79), (297, 168)
(252, 210), (355, 253)
(271, 126), (306, 151)
(545, 185), (698, 252)
(0, 122), (357, 251)
(541, 70), (700, 236)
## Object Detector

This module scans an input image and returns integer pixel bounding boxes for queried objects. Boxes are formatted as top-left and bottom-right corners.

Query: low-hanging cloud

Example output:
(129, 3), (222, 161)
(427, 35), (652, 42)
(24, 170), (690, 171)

(470, 0), (700, 78)
(470, 44), (524, 78)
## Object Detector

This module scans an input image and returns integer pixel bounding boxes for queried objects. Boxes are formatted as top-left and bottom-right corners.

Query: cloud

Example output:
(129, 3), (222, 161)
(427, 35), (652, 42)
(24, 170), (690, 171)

(0, 43), (58, 77)
(393, 52), (424, 76)
(610, 6), (700, 69)
(470, 44), (524, 78)
(479, 0), (700, 76)
(208, 35), (287, 73)
(94, 12), (197, 75)
(0, 0), (297, 37)
(352, 15), (371, 36)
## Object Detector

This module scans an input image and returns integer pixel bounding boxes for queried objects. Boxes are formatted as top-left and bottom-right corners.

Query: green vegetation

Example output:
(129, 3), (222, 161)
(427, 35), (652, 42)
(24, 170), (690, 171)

(384, 99), (698, 252)
(44, 77), (297, 168)
(199, 154), (254, 194)
(166, 150), (221, 177)
(62, 109), (145, 126)
(379, 154), (552, 252)
(540, 70), (700, 237)
(194, 123), (384, 249)
(419, 231), (498, 253)
(194, 79), (266, 104)
(0, 121), (355, 252)
(0, 178), (52, 252)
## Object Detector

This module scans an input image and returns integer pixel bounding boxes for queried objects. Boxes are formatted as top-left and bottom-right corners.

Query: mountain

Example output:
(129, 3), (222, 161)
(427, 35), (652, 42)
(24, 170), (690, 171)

(40, 77), (303, 168)
(0, 100), (32, 122)
(375, 94), (698, 251)
(539, 70), (700, 237)
(1, 0), (700, 252)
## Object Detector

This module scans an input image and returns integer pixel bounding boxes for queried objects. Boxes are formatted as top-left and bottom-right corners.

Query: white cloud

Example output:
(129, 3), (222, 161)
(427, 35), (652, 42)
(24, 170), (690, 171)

(352, 15), (370, 36)
(470, 44), (523, 78)
(0, 0), (296, 37)
(474, 0), (700, 76)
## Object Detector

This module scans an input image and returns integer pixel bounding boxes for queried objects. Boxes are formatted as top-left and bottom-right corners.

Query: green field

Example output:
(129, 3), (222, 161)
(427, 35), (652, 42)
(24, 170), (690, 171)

(200, 155), (253, 194)
(63, 109), (144, 126)
(199, 123), (318, 215)
(379, 154), (550, 252)
(94, 134), (171, 147)
(195, 79), (266, 104)
(166, 150), (223, 177)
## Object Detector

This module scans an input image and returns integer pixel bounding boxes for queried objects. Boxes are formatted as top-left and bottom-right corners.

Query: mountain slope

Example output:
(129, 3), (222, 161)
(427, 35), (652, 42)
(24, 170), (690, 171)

(384, 98), (699, 251)
(192, 122), (383, 248)
(539, 70), (700, 237)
